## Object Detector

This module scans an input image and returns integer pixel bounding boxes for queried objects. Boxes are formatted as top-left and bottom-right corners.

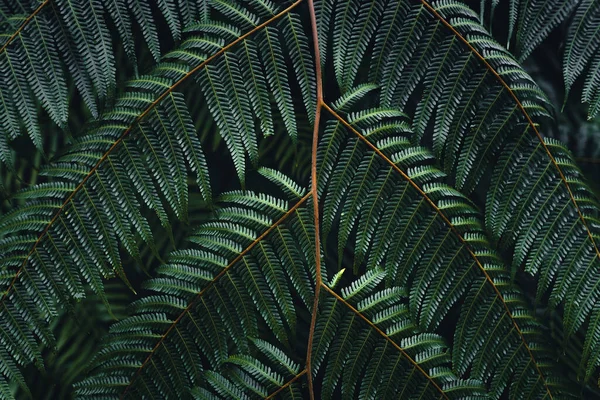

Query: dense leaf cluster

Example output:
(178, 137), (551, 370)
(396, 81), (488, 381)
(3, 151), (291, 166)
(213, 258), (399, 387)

(1, 0), (600, 399)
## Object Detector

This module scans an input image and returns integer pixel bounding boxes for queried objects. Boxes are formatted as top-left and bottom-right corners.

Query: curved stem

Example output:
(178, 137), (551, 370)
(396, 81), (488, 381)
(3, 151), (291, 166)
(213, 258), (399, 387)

(321, 284), (449, 399)
(0, 0), (50, 54)
(121, 193), (311, 398)
(305, 0), (324, 397)
(265, 369), (307, 399)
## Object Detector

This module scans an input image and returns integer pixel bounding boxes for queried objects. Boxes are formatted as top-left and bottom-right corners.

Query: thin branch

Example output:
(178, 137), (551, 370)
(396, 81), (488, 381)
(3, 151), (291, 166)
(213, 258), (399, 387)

(305, 0), (324, 397)
(0, 0), (50, 54)
(322, 103), (553, 399)
(120, 192), (311, 398)
(420, 0), (600, 266)
(265, 369), (307, 399)
(576, 157), (600, 164)
(0, 0), (304, 307)
(321, 284), (449, 399)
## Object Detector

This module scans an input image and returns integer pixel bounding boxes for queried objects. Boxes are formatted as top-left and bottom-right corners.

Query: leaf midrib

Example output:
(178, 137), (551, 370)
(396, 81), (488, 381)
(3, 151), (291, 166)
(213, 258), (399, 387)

(320, 283), (449, 399)
(0, 0), (50, 54)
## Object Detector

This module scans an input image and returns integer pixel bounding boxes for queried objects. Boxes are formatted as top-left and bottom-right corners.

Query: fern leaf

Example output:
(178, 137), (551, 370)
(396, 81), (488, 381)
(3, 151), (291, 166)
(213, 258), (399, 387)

(317, 98), (573, 398)
(313, 275), (488, 399)
(282, 12), (317, 123)
(200, 63), (249, 182)
(3, 0), (600, 398)
(332, 0), (383, 93)
(258, 167), (306, 199)
(54, 0), (114, 99)
(77, 190), (311, 398)
(239, 38), (275, 137)
(259, 25), (298, 142)
(222, 51), (260, 164)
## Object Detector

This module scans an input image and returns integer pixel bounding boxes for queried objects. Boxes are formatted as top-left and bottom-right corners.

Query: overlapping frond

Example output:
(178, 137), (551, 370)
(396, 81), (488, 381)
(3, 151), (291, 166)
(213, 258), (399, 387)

(0, 88), (207, 396)
(3, 0), (600, 397)
(478, 0), (600, 119)
(313, 276), (487, 399)
(317, 100), (573, 398)
(79, 182), (492, 399)
(76, 190), (315, 398)
(0, 0), (227, 167)
(564, 0), (600, 119)
(0, 1), (311, 394)
(423, 2), (600, 379)
(0, 0), (113, 165)
(0, 0), (70, 164)
(478, 0), (577, 59)
(316, 0), (600, 383)
(104, 0), (209, 64)
(12, 281), (132, 399)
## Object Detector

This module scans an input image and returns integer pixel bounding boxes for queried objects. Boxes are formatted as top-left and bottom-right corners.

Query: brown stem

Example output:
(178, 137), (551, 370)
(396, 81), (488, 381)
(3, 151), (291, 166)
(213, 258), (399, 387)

(0, 0), (50, 54)
(321, 284), (449, 399)
(305, 0), (324, 397)
(265, 369), (307, 399)
(322, 103), (553, 399)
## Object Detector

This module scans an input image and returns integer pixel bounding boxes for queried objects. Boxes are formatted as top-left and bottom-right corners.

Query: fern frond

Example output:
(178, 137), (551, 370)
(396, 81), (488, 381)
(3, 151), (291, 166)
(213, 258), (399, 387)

(332, 0), (383, 93)
(259, 25), (298, 142)
(108, 0), (158, 62)
(332, 82), (379, 112)
(0, 3), (309, 392)
(3, 0), (600, 397)
(258, 167), (306, 199)
(77, 190), (312, 398)
(0, 0), (97, 164)
(479, 0), (600, 119)
(485, 0), (576, 60)
(0, 0), (227, 167)
(313, 276), (487, 399)
(564, 1), (600, 98)
(313, 0), (600, 383)
(80, 184), (490, 399)
(317, 99), (574, 398)
(566, 0), (600, 119)
(282, 12), (317, 123)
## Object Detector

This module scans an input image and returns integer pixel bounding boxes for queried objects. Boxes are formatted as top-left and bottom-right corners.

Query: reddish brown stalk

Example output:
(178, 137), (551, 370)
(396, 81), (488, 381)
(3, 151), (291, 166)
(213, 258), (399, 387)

(421, 0), (600, 265)
(305, 0), (324, 397)
(265, 369), (307, 399)
(120, 193), (311, 398)
(0, 0), (304, 307)
(0, 0), (50, 54)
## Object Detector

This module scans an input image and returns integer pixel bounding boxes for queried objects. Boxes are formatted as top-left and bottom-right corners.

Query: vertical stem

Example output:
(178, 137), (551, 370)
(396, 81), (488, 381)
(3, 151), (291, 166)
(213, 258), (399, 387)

(305, 0), (323, 397)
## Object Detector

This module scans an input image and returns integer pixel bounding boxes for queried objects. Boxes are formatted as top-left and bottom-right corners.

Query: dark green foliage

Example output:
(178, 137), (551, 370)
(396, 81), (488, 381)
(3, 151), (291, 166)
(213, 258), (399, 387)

(0, 0), (212, 166)
(1, 0), (600, 399)
(564, 0), (600, 119)
(479, 0), (600, 119)
(77, 189), (315, 398)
